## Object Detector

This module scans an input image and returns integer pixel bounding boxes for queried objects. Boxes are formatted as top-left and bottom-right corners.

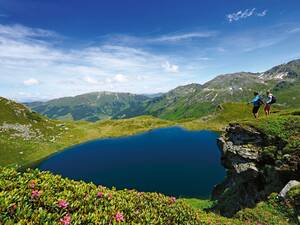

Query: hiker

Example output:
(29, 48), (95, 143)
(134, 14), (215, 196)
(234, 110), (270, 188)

(248, 92), (264, 118)
(264, 90), (275, 116)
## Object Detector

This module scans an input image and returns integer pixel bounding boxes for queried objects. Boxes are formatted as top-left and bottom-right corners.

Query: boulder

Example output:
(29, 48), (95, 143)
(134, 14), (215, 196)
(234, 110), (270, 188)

(279, 180), (300, 198)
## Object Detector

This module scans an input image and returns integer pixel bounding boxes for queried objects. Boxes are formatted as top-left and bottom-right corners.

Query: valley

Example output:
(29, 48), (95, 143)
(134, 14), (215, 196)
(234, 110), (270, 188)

(26, 59), (300, 121)
(1, 59), (300, 224)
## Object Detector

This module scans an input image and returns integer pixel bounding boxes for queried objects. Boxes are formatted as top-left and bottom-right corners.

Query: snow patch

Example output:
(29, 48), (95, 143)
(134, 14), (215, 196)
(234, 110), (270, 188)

(211, 93), (218, 102)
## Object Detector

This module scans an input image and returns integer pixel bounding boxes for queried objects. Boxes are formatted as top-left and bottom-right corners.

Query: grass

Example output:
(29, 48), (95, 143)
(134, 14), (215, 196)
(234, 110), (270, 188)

(0, 115), (174, 168)
(0, 97), (175, 167)
(180, 198), (215, 210)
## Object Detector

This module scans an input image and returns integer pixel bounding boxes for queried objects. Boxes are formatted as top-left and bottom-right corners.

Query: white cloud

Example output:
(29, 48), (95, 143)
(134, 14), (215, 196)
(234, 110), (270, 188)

(226, 8), (268, 22)
(257, 10), (268, 17)
(106, 31), (217, 46)
(23, 78), (40, 86)
(220, 23), (300, 52)
(162, 61), (179, 73)
(113, 74), (128, 82)
(0, 24), (58, 39)
(152, 32), (216, 42)
(83, 75), (98, 84)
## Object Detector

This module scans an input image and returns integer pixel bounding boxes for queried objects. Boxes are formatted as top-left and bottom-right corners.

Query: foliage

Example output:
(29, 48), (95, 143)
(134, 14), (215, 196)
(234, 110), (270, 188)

(1, 167), (297, 224)
(180, 198), (215, 210)
(235, 193), (297, 225)
(0, 167), (201, 224)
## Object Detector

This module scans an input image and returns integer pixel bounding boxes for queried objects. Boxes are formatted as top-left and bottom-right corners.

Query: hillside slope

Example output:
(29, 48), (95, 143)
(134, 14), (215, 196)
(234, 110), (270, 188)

(26, 92), (149, 122)
(0, 97), (174, 167)
(145, 59), (300, 120)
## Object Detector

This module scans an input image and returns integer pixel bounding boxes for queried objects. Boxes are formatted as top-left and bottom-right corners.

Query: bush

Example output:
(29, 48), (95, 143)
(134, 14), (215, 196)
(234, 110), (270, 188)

(0, 167), (202, 225)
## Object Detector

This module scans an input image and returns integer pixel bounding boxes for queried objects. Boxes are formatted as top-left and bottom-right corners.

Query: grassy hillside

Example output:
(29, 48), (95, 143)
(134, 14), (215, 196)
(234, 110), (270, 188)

(25, 92), (149, 122)
(0, 97), (174, 167)
(273, 80), (300, 108)
(1, 167), (296, 225)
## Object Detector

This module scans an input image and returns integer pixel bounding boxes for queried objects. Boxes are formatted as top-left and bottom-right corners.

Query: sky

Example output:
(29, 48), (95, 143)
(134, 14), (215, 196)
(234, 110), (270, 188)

(0, 0), (300, 101)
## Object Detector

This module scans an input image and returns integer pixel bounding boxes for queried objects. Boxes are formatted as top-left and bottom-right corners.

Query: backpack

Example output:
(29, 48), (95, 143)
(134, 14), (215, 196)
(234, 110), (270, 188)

(270, 95), (276, 104)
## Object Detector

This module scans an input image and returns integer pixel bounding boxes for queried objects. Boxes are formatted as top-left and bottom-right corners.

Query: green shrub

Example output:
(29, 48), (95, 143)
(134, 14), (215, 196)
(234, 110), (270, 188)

(0, 167), (203, 225)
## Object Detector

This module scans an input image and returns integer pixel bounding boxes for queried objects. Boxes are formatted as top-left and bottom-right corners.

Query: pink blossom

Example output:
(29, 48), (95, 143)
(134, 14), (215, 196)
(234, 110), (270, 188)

(58, 200), (69, 209)
(115, 211), (124, 222)
(29, 180), (35, 189)
(107, 193), (112, 200)
(11, 203), (17, 210)
(31, 190), (41, 199)
(97, 192), (103, 198)
(60, 213), (71, 225)
(169, 196), (176, 204)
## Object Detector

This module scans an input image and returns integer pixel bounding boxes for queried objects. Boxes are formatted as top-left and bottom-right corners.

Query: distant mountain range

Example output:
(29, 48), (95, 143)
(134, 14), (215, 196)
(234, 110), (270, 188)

(25, 59), (300, 121)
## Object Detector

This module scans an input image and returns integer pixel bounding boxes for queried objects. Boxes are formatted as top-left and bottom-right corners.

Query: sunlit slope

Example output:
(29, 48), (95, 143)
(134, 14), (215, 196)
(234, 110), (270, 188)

(0, 97), (173, 167)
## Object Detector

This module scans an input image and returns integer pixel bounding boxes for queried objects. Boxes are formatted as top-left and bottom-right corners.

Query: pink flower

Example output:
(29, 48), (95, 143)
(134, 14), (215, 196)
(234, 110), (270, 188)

(107, 193), (112, 200)
(58, 200), (69, 209)
(31, 190), (41, 199)
(60, 213), (71, 225)
(115, 211), (124, 222)
(97, 192), (103, 198)
(29, 180), (35, 189)
(169, 196), (176, 204)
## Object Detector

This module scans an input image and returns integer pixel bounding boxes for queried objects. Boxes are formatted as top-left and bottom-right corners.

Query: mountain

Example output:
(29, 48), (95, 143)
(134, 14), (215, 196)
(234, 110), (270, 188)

(144, 59), (300, 119)
(26, 92), (150, 122)
(261, 59), (300, 80)
(26, 59), (300, 121)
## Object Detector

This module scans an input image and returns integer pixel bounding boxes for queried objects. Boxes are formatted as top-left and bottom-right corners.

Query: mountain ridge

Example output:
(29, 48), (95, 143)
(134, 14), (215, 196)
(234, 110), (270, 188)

(26, 59), (300, 121)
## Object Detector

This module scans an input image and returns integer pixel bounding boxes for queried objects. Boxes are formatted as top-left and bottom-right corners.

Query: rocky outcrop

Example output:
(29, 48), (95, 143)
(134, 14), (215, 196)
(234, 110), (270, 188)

(212, 123), (300, 217)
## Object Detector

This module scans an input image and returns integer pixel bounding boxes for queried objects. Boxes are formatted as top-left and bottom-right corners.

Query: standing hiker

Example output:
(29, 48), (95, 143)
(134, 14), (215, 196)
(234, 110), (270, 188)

(264, 90), (276, 116)
(248, 92), (264, 119)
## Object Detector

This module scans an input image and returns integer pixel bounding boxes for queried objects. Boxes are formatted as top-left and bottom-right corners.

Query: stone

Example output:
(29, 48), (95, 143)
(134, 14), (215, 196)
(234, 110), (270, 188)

(212, 123), (300, 217)
(279, 180), (300, 198)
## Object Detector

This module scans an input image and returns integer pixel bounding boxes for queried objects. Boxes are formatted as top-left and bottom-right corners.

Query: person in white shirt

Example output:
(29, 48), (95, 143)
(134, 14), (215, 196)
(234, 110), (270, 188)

(264, 91), (273, 116)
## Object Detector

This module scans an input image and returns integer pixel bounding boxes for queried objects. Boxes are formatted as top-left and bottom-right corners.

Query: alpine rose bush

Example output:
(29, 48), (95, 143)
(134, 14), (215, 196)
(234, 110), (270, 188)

(0, 167), (203, 224)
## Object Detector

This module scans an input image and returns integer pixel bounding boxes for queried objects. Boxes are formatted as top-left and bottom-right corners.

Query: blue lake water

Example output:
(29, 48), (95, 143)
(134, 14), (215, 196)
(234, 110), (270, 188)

(38, 127), (225, 198)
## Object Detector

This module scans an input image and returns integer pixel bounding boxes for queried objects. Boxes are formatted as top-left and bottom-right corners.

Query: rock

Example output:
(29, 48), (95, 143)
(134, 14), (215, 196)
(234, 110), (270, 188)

(279, 180), (300, 198)
(232, 162), (259, 175)
(212, 123), (300, 217)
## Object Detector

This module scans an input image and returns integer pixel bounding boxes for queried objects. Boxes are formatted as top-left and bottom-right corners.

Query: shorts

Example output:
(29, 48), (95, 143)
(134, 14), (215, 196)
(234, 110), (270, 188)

(252, 106), (260, 114)
(264, 104), (271, 111)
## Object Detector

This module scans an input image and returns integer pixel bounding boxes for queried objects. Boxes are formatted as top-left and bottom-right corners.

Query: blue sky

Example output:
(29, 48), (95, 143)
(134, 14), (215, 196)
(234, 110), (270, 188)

(0, 0), (300, 101)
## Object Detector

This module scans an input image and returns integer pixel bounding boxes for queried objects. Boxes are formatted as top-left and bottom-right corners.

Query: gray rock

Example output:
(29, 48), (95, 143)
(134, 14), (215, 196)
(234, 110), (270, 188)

(232, 162), (259, 175)
(279, 180), (300, 198)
